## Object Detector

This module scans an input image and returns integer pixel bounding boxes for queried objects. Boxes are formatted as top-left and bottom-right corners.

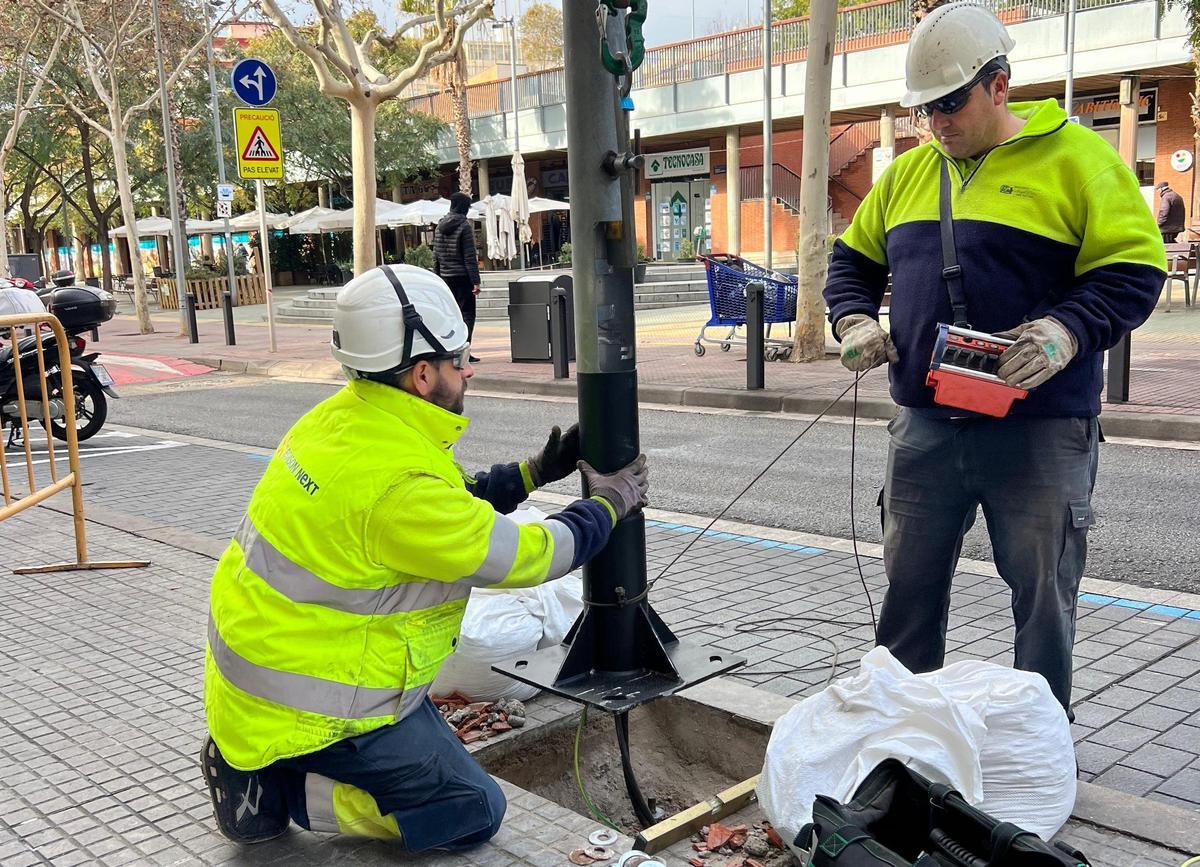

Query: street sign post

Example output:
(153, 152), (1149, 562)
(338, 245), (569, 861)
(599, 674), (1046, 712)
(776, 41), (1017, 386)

(230, 58), (277, 107)
(216, 200), (232, 219)
(232, 105), (283, 352)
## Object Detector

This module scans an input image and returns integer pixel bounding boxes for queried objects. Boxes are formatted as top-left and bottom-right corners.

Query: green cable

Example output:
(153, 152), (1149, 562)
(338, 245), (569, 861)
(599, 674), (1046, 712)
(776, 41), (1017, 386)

(574, 707), (621, 832)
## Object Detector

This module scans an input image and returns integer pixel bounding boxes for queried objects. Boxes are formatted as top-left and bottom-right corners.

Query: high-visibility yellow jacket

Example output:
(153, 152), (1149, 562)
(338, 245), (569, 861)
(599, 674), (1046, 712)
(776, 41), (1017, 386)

(204, 379), (614, 770)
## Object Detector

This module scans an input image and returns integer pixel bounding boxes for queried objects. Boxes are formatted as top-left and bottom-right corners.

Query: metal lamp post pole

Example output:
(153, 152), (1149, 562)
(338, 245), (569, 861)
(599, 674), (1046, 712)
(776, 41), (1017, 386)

(1064, 0), (1078, 115)
(507, 18), (527, 270)
(152, 0), (196, 339)
(762, 0), (773, 270)
(205, 4), (238, 344)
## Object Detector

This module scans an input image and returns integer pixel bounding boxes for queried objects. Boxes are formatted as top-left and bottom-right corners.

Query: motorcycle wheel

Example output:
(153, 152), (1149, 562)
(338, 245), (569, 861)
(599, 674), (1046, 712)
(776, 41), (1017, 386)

(45, 373), (107, 442)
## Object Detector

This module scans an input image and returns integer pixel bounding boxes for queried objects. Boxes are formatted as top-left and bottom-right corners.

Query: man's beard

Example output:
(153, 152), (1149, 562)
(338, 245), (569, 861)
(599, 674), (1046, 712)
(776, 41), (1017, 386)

(430, 375), (465, 416)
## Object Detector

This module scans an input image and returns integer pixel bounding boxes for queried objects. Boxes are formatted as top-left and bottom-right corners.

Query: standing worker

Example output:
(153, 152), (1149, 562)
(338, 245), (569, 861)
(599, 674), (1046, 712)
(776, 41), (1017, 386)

(201, 264), (649, 849)
(824, 3), (1164, 714)
(434, 191), (482, 363)
(1156, 180), (1185, 244)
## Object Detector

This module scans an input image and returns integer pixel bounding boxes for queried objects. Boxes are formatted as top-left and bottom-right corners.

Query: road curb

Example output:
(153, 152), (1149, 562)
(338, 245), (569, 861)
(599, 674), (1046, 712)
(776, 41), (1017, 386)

(185, 356), (1200, 442)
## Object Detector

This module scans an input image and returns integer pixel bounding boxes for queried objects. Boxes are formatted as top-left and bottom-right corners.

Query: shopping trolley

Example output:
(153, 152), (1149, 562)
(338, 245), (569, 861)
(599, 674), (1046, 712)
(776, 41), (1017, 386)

(694, 254), (797, 358)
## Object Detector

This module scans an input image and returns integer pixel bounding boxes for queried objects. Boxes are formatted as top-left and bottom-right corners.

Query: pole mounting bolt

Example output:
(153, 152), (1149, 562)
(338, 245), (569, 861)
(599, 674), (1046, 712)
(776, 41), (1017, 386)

(603, 150), (645, 177)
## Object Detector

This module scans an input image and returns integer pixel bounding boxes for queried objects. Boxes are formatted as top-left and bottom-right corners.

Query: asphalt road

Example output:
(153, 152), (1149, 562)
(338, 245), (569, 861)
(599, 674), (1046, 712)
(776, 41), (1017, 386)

(110, 375), (1199, 593)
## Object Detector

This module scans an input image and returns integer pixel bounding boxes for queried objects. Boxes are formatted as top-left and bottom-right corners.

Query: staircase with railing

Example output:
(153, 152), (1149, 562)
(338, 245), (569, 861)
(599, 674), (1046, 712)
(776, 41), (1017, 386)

(739, 163), (805, 214)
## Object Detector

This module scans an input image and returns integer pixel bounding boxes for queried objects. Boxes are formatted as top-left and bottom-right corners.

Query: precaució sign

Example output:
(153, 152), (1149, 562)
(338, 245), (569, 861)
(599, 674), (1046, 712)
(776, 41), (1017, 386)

(233, 108), (284, 181)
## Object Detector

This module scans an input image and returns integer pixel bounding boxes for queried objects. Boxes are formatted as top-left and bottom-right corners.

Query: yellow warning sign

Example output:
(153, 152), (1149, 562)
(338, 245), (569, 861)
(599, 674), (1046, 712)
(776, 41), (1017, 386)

(233, 108), (283, 180)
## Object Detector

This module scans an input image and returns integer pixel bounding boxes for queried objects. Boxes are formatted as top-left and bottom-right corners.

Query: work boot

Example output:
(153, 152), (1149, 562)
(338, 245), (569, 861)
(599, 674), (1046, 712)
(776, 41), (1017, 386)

(200, 736), (289, 844)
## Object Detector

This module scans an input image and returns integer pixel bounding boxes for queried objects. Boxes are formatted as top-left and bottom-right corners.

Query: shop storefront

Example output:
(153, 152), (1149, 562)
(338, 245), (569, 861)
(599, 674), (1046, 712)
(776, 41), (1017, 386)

(646, 146), (713, 261)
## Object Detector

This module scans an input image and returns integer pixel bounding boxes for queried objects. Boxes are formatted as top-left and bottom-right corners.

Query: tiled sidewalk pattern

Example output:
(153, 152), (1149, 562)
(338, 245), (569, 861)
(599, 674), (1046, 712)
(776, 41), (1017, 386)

(21, 434), (1200, 811)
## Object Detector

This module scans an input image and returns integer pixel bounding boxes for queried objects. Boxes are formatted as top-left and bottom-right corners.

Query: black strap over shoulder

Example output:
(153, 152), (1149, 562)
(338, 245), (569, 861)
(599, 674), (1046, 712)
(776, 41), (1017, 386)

(939, 160), (971, 329)
(379, 265), (448, 367)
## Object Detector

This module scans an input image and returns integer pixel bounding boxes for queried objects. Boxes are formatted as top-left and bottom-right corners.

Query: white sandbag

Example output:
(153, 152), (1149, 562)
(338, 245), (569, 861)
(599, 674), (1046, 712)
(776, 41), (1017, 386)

(431, 507), (584, 702)
(758, 647), (986, 856)
(432, 592), (542, 702)
(758, 647), (1075, 856)
(926, 660), (1076, 839)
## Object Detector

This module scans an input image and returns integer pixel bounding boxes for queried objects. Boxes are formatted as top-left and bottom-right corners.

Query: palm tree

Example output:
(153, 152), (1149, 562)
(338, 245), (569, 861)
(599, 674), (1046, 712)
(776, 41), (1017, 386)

(433, 20), (473, 196)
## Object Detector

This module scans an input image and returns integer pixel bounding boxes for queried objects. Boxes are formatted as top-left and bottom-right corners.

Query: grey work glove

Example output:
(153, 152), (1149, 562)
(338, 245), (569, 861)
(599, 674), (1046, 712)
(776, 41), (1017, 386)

(995, 317), (1078, 390)
(835, 313), (899, 372)
(526, 423), (581, 488)
(578, 454), (649, 523)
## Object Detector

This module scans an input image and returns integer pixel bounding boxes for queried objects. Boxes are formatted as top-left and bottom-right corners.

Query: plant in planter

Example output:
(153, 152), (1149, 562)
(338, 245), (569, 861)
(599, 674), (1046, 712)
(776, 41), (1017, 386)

(335, 261), (354, 285)
(678, 237), (695, 262)
(557, 242), (572, 266)
(635, 243), (650, 282)
(404, 244), (436, 271)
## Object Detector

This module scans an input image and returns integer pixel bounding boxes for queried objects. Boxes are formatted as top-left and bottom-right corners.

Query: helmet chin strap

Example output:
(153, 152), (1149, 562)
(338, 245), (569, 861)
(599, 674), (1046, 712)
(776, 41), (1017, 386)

(379, 266), (451, 369)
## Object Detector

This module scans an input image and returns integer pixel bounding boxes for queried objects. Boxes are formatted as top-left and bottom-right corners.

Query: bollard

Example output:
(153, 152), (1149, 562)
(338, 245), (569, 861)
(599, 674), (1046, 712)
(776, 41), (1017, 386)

(222, 290), (237, 346)
(549, 286), (570, 380)
(746, 280), (765, 391)
(184, 293), (199, 344)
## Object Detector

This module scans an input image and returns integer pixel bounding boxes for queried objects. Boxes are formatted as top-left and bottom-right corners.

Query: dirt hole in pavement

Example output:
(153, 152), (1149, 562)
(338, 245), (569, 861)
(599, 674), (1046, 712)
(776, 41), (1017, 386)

(479, 696), (770, 835)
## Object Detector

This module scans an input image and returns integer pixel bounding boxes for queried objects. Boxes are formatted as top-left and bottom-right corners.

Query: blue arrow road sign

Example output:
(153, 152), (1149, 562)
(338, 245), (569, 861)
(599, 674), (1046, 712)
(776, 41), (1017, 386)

(231, 58), (277, 107)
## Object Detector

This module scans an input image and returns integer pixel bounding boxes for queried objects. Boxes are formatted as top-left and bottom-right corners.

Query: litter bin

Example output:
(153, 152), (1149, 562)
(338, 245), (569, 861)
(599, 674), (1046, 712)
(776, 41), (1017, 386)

(508, 274), (576, 363)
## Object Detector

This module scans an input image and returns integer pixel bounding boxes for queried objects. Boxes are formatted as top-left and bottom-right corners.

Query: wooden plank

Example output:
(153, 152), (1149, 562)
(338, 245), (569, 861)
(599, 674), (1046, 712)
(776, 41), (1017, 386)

(634, 774), (761, 855)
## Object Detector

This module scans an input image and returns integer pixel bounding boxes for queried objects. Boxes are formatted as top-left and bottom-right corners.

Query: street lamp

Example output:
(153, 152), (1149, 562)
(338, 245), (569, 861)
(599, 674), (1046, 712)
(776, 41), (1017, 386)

(492, 16), (527, 270)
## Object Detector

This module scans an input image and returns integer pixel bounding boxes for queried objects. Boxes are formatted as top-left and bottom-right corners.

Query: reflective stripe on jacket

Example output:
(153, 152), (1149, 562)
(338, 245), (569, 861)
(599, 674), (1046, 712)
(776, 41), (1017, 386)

(205, 379), (587, 770)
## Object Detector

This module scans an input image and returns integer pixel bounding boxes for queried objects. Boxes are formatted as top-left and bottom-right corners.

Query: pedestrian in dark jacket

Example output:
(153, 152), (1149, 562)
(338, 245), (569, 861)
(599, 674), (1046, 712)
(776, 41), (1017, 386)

(1156, 181), (1185, 244)
(434, 192), (481, 361)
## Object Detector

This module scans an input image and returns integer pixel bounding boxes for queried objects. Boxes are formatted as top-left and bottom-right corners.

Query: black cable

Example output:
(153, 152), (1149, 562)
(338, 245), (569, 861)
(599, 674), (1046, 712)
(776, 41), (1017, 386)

(849, 376), (879, 639)
(645, 375), (864, 591)
(614, 711), (656, 828)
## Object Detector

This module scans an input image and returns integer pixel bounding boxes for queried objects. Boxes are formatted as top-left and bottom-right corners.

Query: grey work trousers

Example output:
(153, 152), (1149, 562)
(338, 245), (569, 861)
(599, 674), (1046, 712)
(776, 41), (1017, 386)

(876, 409), (1099, 709)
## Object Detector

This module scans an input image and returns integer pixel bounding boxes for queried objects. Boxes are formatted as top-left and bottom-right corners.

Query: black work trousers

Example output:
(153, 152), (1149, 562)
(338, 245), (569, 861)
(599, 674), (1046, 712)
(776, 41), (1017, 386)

(444, 275), (477, 343)
(876, 409), (1099, 710)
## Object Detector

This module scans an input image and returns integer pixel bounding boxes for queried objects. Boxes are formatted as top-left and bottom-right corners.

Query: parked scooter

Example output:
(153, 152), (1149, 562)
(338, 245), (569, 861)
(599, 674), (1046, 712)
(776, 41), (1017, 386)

(0, 283), (119, 444)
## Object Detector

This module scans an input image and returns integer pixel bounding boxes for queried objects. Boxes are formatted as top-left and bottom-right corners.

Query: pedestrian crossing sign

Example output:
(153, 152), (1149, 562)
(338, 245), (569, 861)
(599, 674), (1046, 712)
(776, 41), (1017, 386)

(233, 108), (283, 180)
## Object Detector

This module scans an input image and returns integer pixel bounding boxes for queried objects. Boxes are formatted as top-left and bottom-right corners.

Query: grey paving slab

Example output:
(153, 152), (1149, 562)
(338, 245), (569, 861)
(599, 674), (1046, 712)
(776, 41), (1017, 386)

(2, 429), (1198, 865)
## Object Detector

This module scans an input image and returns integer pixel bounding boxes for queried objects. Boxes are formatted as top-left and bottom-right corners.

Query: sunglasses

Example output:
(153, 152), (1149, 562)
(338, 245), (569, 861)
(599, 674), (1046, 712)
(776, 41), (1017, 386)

(917, 68), (1000, 118)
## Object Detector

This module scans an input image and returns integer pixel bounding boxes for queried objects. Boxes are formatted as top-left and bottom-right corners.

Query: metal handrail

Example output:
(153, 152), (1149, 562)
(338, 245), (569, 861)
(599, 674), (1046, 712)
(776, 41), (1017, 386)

(405, 0), (1136, 123)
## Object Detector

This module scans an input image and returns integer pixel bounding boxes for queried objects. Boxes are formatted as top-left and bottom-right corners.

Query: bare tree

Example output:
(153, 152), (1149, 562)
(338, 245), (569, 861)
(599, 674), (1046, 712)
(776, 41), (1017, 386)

(32, 0), (228, 334)
(791, 0), (836, 362)
(0, 13), (66, 276)
(258, 0), (494, 274)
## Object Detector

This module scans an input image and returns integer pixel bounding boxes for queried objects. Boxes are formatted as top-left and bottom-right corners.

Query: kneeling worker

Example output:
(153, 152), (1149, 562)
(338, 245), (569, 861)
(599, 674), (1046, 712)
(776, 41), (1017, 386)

(201, 265), (649, 849)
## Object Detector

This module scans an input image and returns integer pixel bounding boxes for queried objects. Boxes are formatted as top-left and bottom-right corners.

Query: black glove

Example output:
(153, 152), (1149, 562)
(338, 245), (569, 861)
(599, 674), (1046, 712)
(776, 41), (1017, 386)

(526, 423), (581, 488)
(578, 454), (649, 523)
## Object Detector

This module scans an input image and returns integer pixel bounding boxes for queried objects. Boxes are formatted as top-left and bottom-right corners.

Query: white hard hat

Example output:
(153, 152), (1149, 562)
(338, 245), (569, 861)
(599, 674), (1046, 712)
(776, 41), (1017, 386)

(330, 264), (468, 373)
(900, 2), (1015, 108)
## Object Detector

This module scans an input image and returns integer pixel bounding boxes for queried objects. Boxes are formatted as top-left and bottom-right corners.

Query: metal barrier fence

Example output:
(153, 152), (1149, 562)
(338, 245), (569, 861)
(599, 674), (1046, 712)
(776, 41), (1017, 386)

(405, 0), (1138, 124)
(0, 312), (148, 574)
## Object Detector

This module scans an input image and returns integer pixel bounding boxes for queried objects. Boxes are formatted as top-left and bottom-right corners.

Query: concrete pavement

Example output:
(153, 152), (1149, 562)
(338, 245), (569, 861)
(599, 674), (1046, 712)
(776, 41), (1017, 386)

(1, 422), (1198, 864)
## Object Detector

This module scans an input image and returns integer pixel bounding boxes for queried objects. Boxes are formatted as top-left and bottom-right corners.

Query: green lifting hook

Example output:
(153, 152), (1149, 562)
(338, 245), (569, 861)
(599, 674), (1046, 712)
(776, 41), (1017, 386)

(600, 0), (647, 78)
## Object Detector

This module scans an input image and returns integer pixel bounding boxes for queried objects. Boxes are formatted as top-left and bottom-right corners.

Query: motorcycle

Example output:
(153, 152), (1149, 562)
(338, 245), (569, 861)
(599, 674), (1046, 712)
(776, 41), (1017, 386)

(0, 283), (119, 445)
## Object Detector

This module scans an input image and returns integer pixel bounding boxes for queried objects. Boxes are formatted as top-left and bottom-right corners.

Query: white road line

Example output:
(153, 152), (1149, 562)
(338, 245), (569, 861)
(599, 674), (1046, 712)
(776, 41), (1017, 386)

(4, 441), (186, 468)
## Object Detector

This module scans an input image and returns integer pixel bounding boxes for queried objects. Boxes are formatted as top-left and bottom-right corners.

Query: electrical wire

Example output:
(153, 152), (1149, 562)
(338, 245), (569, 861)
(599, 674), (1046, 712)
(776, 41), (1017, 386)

(614, 711), (657, 828)
(573, 707), (620, 832)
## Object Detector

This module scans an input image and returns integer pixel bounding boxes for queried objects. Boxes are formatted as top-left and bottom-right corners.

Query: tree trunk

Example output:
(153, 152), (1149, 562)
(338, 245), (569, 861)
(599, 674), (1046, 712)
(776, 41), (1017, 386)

(112, 125), (153, 333)
(349, 98), (378, 275)
(791, 0), (837, 362)
(0, 154), (10, 276)
(452, 80), (472, 195)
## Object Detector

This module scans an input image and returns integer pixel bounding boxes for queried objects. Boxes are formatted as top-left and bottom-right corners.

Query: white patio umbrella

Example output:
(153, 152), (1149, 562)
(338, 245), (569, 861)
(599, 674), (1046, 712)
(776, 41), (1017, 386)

(394, 198), (453, 227)
(286, 208), (349, 235)
(510, 153), (532, 259)
(226, 210), (289, 231)
(109, 216), (221, 237)
(527, 196), (570, 214)
(481, 195), (503, 260)
(314, 198), (411, 232)
(279, 206), (338, 231)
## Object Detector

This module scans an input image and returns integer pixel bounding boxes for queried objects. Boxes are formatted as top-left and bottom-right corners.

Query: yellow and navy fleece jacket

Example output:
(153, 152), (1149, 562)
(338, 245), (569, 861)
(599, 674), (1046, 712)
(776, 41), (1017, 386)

(825, 98), (1166, 418)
